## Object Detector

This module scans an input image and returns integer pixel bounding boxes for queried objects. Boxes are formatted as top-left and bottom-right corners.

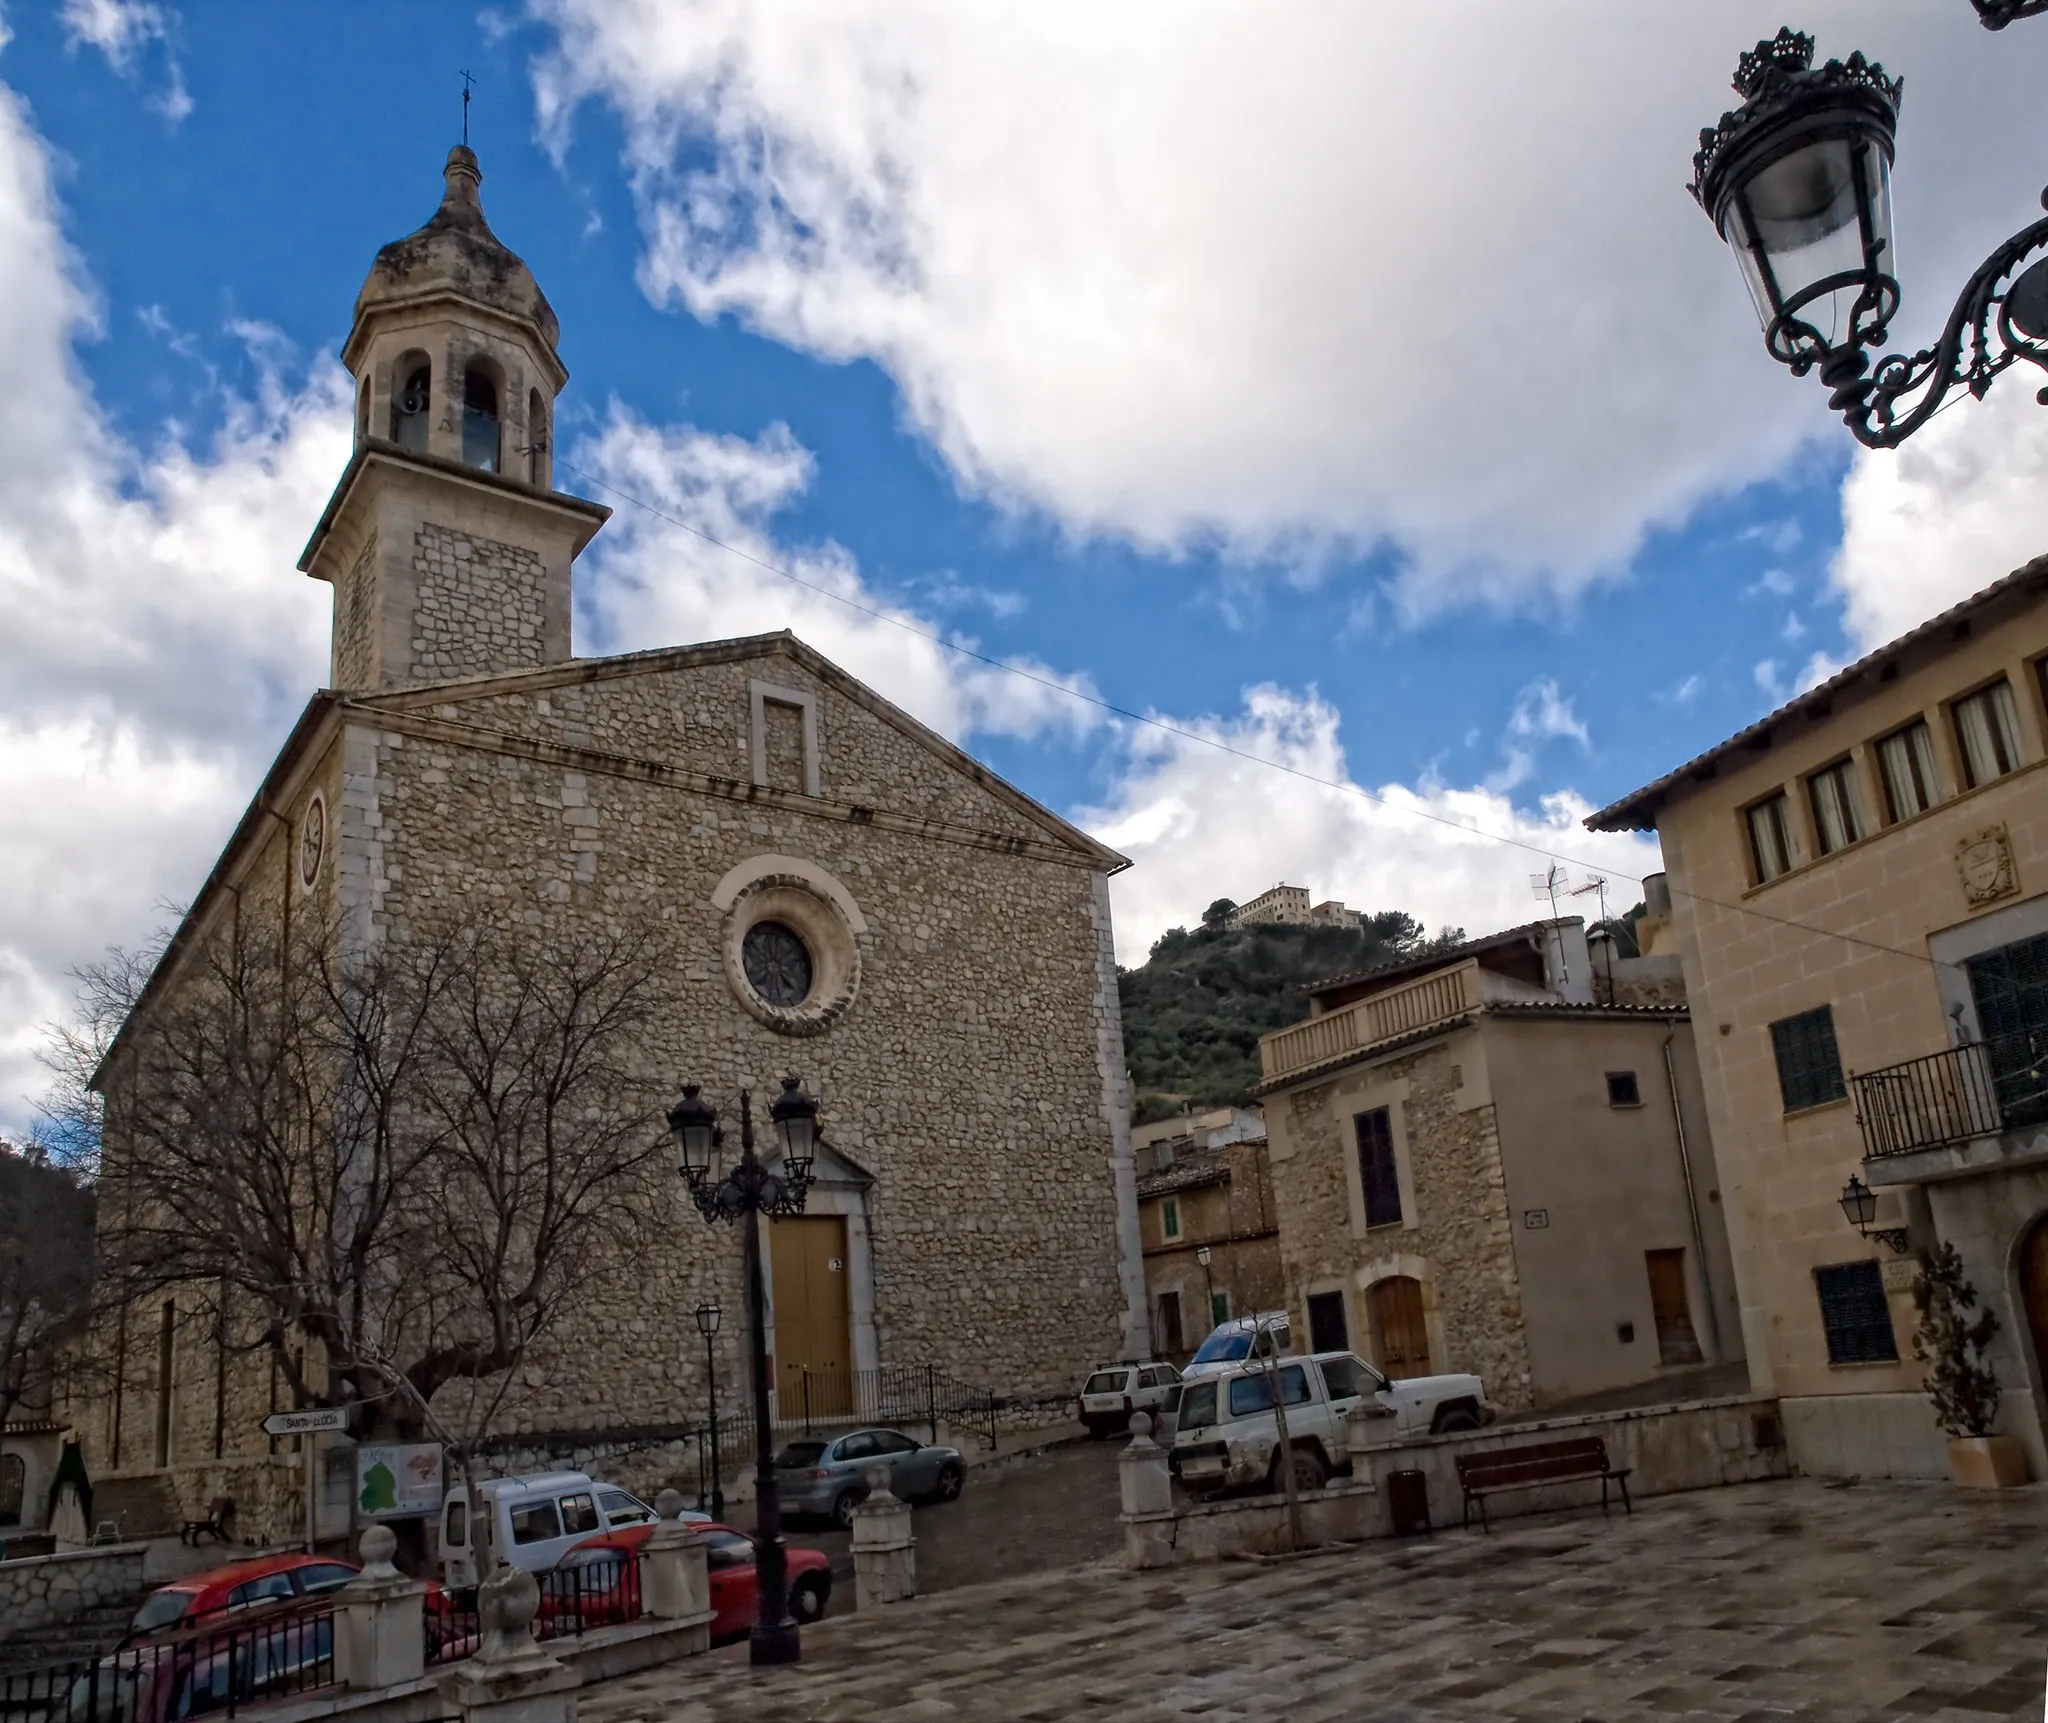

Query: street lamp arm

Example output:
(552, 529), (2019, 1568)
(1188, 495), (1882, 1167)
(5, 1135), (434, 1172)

(1824, 191), (2048, 448)
(1974, 0), (2048, 28)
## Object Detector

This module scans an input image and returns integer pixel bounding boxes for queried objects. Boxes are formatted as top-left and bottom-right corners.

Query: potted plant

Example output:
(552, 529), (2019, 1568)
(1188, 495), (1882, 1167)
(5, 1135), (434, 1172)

(1912, 1243), (2027, 1488)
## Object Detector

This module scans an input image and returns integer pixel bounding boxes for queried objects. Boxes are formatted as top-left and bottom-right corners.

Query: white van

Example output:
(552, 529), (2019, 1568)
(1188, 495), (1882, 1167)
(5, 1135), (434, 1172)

(439, 1470), (698, 1587)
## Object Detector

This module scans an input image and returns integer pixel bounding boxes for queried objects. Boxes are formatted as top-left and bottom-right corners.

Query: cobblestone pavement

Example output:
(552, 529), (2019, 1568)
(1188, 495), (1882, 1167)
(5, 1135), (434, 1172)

(790, 1436), (1122, 1602)
(583, 1478), (2048, 1722)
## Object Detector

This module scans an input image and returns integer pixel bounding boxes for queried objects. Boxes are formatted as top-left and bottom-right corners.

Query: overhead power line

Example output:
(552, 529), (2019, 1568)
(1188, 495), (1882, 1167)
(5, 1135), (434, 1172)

(555, 457), (1957, 977)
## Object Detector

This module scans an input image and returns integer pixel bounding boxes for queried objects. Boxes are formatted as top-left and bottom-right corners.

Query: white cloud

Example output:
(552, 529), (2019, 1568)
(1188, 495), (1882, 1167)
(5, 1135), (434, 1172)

(528, 2), (2048, 612)
(1081, 686), (1662, 965)
(1508, 679), (1589, 748)
(1665, 674), (1704, 707)
(59, 0), (189, 121)
(1831, 375), (2048, 651)
(568, 407), (1099, 745)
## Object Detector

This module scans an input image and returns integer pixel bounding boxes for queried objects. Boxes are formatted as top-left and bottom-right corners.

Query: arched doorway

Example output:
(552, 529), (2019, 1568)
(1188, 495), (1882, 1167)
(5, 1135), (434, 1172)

(2022, 1215), (2048, 1400)
(1369, 1276), (1431, 1379)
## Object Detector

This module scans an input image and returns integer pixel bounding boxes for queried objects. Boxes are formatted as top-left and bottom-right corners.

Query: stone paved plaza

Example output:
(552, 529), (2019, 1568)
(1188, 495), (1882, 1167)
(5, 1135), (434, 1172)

(583, 1479), (2048, 1722)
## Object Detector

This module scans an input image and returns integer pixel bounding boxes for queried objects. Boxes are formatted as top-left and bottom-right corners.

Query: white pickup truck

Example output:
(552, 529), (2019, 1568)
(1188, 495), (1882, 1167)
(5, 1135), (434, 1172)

(1170, 1350), (1492, 1496)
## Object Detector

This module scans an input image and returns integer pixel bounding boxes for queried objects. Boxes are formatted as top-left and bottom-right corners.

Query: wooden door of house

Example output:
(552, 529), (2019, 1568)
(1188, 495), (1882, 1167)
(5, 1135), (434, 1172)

(1155, 1291), (1184, 1358)
(1368, 1277), (1430, 1378)
(2024, 1217), (2048, 1398)
(1645, 1248), (1704, 1365)
(770, 1214), (852, 1423)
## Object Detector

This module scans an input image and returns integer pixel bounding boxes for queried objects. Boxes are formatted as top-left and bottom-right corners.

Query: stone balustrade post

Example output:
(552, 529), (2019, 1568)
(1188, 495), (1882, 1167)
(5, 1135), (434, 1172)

(850, 1466), (916, 1609)
(334, 1525), (426, 1690)
(640, 1489), (710, 1621)
(1119, 1412), (1172, 1518)
(437, 1564), (580, 1723)
(1346, 1400), (1396, 1469)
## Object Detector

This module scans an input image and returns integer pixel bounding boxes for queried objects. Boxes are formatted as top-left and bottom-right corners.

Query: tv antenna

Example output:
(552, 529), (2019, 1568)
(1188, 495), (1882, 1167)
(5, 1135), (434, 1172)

(1569, 874), (1612, 927)
(1531, 865), (1571, 985)
(460, 70), (475, 147)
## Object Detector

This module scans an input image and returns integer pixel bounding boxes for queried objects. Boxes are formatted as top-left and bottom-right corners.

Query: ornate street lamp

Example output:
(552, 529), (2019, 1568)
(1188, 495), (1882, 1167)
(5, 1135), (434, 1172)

(695, 1301), (724, 1520)
(1973, 1), (2048, 28)
(1838, 1173), (1911, 1256)
(1689, 27), (2048, 447)
(669, 1076), (820, 1666)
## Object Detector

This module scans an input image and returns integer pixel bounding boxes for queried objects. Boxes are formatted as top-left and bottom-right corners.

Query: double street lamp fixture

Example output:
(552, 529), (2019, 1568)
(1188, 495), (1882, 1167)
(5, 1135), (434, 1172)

(1690, 27), (2048, 447)
(669, 1076), (821, 1666)
(1838, 1173), (1912, 1256)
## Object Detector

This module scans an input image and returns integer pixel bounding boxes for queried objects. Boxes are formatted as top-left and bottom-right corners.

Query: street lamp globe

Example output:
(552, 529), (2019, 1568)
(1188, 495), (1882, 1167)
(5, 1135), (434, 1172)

(695, 1300), (721, 1339)
(667, 1084), (720, 1186)
(1838, 1173), (1880, 1232)
(770, 1076), (820, 1181)
(1196, 1245), (1213, 1267)
(1690, 29), (1901, 378)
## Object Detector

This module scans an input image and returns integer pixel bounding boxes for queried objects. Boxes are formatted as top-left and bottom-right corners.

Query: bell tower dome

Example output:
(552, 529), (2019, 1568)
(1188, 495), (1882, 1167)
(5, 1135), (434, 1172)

(298, 147), (608, 691)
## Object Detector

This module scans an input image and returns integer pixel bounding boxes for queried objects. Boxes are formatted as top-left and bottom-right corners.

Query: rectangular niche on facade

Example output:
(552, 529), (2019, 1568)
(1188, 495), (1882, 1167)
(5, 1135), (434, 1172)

(750, 679), (821, 797)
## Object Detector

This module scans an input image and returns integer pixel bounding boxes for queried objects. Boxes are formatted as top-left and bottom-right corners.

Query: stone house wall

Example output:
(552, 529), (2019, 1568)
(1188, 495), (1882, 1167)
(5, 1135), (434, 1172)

(1266, 1029), (1536, 1409)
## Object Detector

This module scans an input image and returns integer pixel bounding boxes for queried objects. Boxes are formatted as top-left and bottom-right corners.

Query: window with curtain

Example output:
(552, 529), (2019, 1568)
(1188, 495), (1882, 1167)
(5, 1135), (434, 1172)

(1746, 792), (1794, 882)
(1876, 720), (1938, 822)
(1952, 679), (2022, 788)
(1806, 758), (1862, 854)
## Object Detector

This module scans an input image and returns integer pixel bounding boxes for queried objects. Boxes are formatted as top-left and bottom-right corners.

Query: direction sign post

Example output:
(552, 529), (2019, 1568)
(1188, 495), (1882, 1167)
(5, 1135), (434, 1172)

(260, 1407), (348, 1549)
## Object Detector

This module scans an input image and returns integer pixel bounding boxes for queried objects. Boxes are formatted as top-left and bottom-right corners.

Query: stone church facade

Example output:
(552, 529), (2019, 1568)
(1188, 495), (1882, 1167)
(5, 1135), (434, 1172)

(79, 148), (1147, 1542)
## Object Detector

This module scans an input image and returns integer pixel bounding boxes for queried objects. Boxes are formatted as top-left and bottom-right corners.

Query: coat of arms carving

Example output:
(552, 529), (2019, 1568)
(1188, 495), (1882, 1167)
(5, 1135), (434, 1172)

(1956, 825), (2018, 908)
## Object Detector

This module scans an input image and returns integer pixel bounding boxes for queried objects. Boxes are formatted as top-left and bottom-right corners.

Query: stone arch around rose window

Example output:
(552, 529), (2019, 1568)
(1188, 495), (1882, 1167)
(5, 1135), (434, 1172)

(711, 854), (866, 1036)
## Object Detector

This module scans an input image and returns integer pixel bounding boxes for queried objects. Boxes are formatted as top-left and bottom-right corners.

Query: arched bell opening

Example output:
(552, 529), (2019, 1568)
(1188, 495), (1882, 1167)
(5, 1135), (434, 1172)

(461, 360), (503, 473)
(390, 354), (431, 454)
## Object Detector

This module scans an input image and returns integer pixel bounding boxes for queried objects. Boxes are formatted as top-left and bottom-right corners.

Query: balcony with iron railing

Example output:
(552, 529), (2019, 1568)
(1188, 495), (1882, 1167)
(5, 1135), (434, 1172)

(1258, 958), (1488, 1085)
(1854, 1027), (2048, 1162)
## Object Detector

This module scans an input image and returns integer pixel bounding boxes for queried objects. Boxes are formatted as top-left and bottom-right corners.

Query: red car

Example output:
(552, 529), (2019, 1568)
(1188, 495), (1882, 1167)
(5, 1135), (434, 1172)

(544, 1522), (831, 1640)
(127, 1552), (361, 1638)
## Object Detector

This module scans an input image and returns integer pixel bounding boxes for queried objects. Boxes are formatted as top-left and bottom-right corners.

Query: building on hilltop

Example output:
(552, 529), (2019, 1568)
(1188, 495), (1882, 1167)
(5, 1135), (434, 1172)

(1227, 885), (1364, 931)
(1251, 917), (1741, 1412)
(1589, 556), (2048, 1483)
(74, 147), (1148, 1546)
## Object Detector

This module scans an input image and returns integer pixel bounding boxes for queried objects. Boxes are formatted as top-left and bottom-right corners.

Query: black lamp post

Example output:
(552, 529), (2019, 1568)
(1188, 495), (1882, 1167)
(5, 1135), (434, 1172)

(695, 1300), (724, 1520)
(1690, 27), (2048, 446)
(669, 1076), (820, 1667)
(1838, 1173), (1912, 1256)
(1195, 1244), (1215, 1328)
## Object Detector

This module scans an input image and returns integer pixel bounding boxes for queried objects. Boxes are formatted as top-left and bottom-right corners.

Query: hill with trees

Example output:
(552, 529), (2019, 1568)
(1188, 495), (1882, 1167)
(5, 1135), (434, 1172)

(1119, 899), (1464, 1123)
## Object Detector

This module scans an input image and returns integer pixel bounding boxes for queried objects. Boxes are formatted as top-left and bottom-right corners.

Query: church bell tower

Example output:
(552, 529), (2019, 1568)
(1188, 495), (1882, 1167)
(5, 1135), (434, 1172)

(298, 146), (609, 691)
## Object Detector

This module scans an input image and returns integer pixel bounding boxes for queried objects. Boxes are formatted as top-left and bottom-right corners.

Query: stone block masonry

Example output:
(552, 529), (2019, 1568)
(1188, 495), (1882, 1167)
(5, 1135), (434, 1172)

(408, 524), (550, 682)
(0, 1544), (148, 1644)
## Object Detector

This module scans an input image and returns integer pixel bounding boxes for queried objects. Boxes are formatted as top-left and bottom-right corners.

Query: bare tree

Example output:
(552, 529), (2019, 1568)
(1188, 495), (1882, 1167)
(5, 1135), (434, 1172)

(0, 1141), (98, 1430)
(29, 930), (171, 1171)
(96, 917), (674, 1469)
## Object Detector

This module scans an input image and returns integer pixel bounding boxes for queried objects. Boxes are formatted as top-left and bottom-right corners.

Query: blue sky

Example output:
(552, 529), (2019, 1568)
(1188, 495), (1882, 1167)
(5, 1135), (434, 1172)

(3, 2), (2047, 1128)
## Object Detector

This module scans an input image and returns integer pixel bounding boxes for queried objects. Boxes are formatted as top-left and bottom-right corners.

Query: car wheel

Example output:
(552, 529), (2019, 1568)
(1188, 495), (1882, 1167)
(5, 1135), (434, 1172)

(1433, 1405), (1482, 1434)
(789, 1575), (828, 1623)
(1271, 1446), (1328, 1494)
(933, 1461), (964, 1503)
(831, 1488), (861, 1530)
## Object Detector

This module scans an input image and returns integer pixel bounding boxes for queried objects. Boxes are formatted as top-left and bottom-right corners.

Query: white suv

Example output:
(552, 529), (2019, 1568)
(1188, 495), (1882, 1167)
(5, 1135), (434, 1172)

(1170, 1351), (1491, 1495)
(1075, 1361), (1182, 1437)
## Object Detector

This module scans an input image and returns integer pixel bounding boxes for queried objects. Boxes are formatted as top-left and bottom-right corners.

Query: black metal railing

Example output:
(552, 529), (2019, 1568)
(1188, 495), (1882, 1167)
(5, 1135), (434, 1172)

(423, 1551), (644, 1665)
(787, 1362), (999, 1447)
(2, 1604), (333, 1723)
(1855, 1027), (2048, 1157)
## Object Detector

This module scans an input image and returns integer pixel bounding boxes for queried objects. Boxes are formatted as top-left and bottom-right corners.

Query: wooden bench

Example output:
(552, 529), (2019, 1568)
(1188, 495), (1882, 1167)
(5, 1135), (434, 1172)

(1455, 1437), (1631, 1531)
(181, 1496), (234, 1546)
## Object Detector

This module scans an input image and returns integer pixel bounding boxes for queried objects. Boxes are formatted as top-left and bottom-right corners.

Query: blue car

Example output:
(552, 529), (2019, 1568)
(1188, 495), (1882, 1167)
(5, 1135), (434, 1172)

(773, 1428), (966, 1528)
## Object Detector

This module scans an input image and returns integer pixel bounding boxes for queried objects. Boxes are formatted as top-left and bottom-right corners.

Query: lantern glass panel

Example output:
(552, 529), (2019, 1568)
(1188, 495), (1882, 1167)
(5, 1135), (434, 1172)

(1726, 135), (1891, 352)
(1838, 1177), (1878, 1230)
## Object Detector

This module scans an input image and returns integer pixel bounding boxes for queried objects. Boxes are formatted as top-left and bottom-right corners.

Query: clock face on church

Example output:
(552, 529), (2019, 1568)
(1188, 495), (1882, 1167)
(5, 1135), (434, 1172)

(298, 794), (327, 892)
(742, 920), (813, 1007)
